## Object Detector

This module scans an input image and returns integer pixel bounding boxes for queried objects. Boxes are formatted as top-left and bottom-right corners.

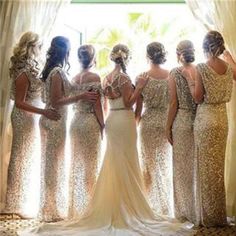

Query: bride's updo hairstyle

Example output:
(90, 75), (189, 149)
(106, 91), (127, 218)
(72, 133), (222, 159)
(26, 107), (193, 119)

(176, 40), (195, 64)
(146, 42), (167, 64)
(110, 44), (131, 74)
(203, 30), (225, 58)
(78, 44), (95, 69)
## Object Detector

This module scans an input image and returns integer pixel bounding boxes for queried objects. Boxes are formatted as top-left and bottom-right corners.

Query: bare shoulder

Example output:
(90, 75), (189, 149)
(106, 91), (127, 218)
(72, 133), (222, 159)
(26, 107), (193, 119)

(71, 74), (80, 84)
(89, 72), (101, 82)
(119, 72), (130, 81)
(84, 72), (101, 83)
(162, 69), (169, 79)
(16, 71), (29, 82)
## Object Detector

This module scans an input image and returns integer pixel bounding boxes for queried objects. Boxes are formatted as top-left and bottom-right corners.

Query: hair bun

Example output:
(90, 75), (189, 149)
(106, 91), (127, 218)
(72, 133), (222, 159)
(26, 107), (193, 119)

(78, 45), (95, 69)
(176, 40), (195, 64)
(110, 44), (131, 74)
(203, 30), (225, 57)
(146, 42), (166, 65)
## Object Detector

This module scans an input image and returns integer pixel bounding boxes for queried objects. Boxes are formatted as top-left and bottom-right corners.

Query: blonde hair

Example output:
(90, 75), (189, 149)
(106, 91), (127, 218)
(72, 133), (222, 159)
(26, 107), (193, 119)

(110, 44), (131, 74)
(10, 31), (40, 77)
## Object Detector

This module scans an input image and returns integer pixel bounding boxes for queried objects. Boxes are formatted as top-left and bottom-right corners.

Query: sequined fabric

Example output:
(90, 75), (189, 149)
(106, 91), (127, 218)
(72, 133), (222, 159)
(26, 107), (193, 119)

(170, 68), (198, 224)
(195, 63), (233, 227)
(68, 82), (102, 218)
(39, 67), (71, 221)
(138, 77), (173, 216)
(18, 74), (195, 236)
(5, 67), (42, 217)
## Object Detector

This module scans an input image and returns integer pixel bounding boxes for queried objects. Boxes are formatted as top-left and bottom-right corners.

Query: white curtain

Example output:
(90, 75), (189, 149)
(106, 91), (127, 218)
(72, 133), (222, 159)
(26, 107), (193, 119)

(186, 0), (236, 217)
(0, 0), (70, 211)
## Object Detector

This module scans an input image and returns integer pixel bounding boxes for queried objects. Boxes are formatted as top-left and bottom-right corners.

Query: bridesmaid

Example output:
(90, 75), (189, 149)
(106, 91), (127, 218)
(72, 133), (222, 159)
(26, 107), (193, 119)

(5, 31), (59, 218)
(135, 42), (172, 216)
(39, 37), (98, 221)
(184, 31), (235, 226)
(223, 50), (236, 218)
(166, 40), (198, 224)
(69, 45), (104, 218)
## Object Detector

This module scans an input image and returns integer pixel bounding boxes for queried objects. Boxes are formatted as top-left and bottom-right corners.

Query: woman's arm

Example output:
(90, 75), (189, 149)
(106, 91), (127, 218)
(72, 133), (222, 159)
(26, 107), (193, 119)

(15, 72), (60, 120)
(93, 96), (105, 138)
(166, 76), (178, 145)
(135, 95), (143, 125)
(182, 68), (204, 103)
(50, 72), (98, 108)
(223, 50), (236, 81)
(120, 74), (148, 108)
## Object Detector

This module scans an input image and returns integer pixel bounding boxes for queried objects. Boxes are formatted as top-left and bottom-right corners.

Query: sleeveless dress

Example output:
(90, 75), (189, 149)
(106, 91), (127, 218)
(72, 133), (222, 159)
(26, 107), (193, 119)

(19, 74), (194, 236)
(39, 67), (71, 221)
(5, 64), (42, 217)
(139, 77), (173, 216)
(170, 68), (198, 224)
(194, 63), (233, 226)
(68, 81), (102, 218)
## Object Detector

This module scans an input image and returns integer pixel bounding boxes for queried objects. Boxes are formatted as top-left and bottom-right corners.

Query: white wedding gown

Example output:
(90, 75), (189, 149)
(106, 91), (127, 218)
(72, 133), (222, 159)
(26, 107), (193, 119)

(19, 95), (194, 236)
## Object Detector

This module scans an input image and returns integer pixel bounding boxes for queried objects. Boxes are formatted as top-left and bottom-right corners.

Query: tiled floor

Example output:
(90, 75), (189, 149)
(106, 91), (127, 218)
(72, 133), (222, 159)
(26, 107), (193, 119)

(0, 215), (236, 236)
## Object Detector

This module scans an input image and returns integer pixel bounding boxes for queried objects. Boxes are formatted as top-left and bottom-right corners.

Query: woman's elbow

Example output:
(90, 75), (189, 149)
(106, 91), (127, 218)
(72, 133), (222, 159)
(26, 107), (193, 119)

(124, 101), (133, 108)
(15, 101), (24, 109)
(169, 101), (177, 110)
(193, 93), (203, 104)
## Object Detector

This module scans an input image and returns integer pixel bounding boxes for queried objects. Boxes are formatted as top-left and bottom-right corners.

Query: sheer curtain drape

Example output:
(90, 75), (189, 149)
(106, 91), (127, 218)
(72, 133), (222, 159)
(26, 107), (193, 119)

(186, 0), (236, 217)
(0, 0), (70, 212)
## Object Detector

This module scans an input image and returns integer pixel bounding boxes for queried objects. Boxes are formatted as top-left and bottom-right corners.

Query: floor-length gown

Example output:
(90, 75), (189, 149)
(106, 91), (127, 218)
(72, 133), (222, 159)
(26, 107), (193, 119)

(19, 74), (194, 236)
(69, 81), (102, 218)
(39, 67), (71, 221)
(170, 68), (198, 224)
(195, 63), (233, 226)
(5, 65), (42, 217)
(139, 77), (172, 216)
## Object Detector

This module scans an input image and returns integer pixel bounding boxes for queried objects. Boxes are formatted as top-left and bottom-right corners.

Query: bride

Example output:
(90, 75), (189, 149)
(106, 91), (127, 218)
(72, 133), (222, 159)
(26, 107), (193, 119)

(20, 44), (194, 236)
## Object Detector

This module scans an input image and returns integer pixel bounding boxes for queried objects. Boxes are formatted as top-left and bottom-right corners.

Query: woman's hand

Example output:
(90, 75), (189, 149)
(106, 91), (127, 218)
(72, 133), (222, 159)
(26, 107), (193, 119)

(100, 123), (105, 140)
(136, 72), (149, 90)
(43, 109), (61, 121)
(223, 50), (235, 64)
(166, 127), (173, 145)
(79, 91), (99, 103)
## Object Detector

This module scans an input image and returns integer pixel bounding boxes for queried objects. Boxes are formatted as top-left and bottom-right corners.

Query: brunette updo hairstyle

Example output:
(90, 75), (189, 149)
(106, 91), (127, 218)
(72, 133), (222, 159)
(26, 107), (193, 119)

(146, 42), (167, 64)
(176, 40), (195, 64)
(110, 44), (131, 74)
(203, 30), (225, 57)
(78, 44), (95, 69)
(41, 36), (70, 82)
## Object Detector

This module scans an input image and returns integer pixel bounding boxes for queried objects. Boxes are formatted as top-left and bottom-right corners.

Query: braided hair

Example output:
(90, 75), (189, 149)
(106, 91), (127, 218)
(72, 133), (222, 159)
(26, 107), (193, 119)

(110, 44), (131, 74)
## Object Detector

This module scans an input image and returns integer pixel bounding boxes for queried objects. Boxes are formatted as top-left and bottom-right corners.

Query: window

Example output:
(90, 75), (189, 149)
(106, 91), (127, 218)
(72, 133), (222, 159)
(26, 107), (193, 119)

(53, 2), (205, 79)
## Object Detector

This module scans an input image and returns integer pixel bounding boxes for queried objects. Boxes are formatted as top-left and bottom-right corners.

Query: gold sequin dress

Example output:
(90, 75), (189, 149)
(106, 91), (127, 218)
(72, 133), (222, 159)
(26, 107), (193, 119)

(170, 68), (197, 224)
(195, 63), (233, 226)
(39, 67), (71, 221)
(68, 81), (102, 218)
(5, 65), (42, 217)
(139, 77), (173, 216)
